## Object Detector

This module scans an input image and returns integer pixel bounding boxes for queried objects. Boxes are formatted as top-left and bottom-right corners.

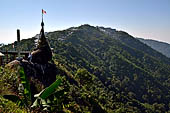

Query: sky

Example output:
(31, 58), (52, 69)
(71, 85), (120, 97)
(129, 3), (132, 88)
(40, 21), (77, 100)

(0, 0), (170, 44)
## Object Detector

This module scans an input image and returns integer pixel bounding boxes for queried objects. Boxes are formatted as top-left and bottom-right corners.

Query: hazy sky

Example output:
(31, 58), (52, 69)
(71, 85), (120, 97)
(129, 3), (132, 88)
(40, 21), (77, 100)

(0, 0), (170, 44)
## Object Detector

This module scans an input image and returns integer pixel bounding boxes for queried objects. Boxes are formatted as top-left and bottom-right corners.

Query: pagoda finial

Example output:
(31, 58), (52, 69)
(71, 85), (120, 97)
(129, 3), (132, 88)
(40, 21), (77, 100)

(29, 9), (52, 64)
(41, 20), (44, 28)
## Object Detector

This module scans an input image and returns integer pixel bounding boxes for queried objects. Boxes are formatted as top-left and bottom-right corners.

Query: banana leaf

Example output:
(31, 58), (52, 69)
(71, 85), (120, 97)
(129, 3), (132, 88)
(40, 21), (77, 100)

(19, 67), (31, 105)
(37, 79), (61, 99)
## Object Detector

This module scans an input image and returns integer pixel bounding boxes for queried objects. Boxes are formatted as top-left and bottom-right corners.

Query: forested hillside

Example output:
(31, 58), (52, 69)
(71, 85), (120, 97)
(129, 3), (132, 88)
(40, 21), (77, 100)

(138, 38), (170, 58)
(1, 25), (170, 112)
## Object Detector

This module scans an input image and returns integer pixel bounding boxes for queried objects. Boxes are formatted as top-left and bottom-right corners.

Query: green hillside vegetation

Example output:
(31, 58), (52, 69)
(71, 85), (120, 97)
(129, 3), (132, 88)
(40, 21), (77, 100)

(1, 24), (170, 112)
(138, 38), (170, 58)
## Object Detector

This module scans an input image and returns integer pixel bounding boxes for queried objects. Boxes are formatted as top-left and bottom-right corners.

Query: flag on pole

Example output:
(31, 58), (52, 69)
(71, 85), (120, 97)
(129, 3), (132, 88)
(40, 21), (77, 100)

(42, 9), (46, 14)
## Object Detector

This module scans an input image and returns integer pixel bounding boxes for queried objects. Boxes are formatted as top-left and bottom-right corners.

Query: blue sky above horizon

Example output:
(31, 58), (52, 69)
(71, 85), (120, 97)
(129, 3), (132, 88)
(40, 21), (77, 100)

(0, 0), (170, 44)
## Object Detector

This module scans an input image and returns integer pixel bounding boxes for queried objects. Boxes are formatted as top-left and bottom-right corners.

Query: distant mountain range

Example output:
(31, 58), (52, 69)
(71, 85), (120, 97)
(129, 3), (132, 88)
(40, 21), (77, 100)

(1, 25), (170, 112)
(138, 38), (170, 58)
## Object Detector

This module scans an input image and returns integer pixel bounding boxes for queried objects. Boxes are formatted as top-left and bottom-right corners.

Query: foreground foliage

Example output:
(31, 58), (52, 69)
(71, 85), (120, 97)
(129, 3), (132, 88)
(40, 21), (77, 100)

(0, 96), (26, 113)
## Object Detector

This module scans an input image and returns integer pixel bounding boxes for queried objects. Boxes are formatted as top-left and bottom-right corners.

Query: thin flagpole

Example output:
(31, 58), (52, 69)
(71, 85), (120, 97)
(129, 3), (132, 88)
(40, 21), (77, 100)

(42, 9), (43, 22)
